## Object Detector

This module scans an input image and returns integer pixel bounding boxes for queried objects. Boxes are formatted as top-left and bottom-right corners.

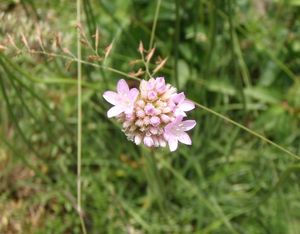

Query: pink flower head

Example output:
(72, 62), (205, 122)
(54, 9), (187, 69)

(172, 92), (195, 117)
(164, 116), (196, 152)
(103, 79), (139, 118)
(103, 77), (196, 152)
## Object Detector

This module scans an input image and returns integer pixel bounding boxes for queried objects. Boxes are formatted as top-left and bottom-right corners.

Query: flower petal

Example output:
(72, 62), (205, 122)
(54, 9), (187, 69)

(103, 91), (118, 105)
(180, 100), (195, 111)
(107, 106), (123, 118)
(178, 132), (192, 145)
(124, 106), (134, 115)
(174, 115), (184, 124)
(168, 137), (178, 152)
(173, 92), (185, 103)
(182, 120), (196, 131)
(164, 124), (172, 136)
(140, 80), (147, 91)
(147, 78), (155, 90)
(174, 109), (187, 117)
(128, 88), (139, 101)
(117, 79), (129, 93)
(164, 116), (181, 134)
(155, 77), (165, 83)
(144, 136), (154, 147)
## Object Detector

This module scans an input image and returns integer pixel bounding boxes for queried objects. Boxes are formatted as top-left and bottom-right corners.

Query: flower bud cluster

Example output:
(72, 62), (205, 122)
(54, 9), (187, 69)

(103, 77), (196, 151)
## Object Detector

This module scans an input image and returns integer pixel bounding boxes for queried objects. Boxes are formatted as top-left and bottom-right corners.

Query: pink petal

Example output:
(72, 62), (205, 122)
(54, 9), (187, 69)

(174, 109), (187, 117)
(155, 77), (166, 92)
(156, 77), (165, 83)
(180, 100), (195, 111)
(164, 127), (171, 136)
(144, 136), (154, 147)
(150, 116), (160, 126)
(148, 91), (157, 100)
(147, 78), (155, 90)
(168, 137), (178, 152)
(117, 79), (129, 93)
(164, 121), (174, 134)
(174, 115), (184, 124)
(103, 91), (118, 105)
(182, 120), (196, 131)
(107, 106), (123, 118)
(124, 106), (134, 115)
(145, 103), (155, 115)
(173, 92), (185, 103)
(178, 132), (192, 145)
(129, 88), (139, 101)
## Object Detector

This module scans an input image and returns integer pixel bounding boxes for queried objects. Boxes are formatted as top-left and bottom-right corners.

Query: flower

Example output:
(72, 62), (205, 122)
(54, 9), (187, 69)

(164, 116), (196, 151)
(103, 77), (196, 151)
(172, 92), (195, 117)
(103, 79), (139, 118)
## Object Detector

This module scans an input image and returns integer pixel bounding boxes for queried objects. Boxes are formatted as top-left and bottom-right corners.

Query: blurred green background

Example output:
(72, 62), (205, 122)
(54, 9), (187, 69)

(0, 0), (300, 233)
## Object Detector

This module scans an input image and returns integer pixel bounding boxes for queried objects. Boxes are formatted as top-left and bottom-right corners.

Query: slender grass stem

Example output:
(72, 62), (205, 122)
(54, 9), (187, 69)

(20, 50), (141, 81)
(77, 0), (82, 215)
(174, 0), (180, 87)
(76, 0), (87, 233)
(149, 0), (161, 49)
(140, 50), (153, 79)
(194, 102), (300, 160)
(143, 0), (162, 80)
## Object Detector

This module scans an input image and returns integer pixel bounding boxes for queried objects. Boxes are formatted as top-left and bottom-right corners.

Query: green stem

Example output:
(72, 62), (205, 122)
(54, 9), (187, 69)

(76, 0), (87, 234)
(29, 51), (141, 81)
(141, 51), (153, 79)
(174, 0), (180, 87)
(149, 0), (162, 50)
(194, 102), (300, 160)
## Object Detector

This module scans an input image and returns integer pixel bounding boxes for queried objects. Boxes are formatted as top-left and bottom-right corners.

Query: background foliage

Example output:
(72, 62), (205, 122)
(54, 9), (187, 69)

(0, 0), (300, 233)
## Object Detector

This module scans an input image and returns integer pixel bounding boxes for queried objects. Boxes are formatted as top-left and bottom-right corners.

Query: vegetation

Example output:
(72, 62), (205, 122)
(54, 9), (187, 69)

(0, 0), (300, 233)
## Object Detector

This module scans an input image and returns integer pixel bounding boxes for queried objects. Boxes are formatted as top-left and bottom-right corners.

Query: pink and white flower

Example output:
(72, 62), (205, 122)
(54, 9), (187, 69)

(103, 77), (196, 151)
(172, 92), (195, 117)
(164, 116), (196, 151)
(103, 79), (139, 118)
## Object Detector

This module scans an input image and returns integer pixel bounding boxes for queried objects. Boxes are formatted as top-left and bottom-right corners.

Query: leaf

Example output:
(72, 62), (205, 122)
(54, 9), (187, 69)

(177, 59), (189, 89)
(205, 79), (237, 96)
(244, 87), (282, 104)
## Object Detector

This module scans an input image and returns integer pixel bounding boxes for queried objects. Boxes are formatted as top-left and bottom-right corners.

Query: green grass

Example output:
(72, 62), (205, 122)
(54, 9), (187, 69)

(1, 0), (300, 233)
